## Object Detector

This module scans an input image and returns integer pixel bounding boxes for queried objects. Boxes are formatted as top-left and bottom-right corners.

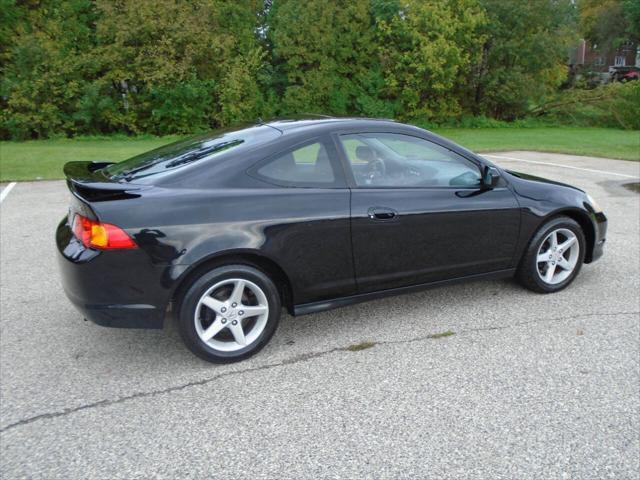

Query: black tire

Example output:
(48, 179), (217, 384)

(177, 264), (281, 363)
(516, 216), (586, 293)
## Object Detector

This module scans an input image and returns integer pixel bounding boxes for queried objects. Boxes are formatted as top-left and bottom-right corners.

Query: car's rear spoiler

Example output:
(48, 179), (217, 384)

(64, 161), (147, 202)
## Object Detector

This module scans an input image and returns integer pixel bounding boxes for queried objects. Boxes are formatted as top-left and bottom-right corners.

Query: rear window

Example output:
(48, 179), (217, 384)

(104, 125), (281, 182)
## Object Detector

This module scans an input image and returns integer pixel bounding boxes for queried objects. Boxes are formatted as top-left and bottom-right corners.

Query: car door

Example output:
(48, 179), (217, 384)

(335, 130), (521, 293)
(247, 135), (357, 304)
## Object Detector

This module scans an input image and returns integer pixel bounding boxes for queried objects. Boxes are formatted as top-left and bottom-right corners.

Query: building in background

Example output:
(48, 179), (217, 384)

(569, 39), (639, 83)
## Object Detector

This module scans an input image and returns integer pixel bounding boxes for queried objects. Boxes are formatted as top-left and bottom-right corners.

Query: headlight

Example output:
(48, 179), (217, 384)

(586, 194), (602, 213)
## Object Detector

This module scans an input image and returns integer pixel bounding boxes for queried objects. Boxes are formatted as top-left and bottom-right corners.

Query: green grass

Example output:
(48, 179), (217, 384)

(0, 127), (638, 182)
(433, 127), (640, 161)
(0, 136), (183, 182)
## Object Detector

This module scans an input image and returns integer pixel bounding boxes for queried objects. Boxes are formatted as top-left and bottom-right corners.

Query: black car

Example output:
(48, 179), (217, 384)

(57, 118), (607, 362)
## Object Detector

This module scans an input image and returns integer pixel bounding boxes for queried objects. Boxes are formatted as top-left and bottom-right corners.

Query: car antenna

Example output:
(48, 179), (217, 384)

(300, 112), (334, 118)
(258, 117), (283, 134)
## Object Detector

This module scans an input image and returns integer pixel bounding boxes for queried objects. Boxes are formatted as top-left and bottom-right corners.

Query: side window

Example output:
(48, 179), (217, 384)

(339, 133), (482, 188)
(253, 140), (340, 187)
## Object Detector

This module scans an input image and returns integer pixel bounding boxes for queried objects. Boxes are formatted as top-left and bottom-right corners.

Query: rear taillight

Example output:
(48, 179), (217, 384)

(71, 214), (137, 250)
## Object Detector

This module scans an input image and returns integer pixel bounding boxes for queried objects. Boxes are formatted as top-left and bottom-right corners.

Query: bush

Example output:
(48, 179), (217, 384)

(535, 82), (640, 130)
(2, 0), (629, 139)
(415, 115), (555, 129)
(144, 80), (218, 136)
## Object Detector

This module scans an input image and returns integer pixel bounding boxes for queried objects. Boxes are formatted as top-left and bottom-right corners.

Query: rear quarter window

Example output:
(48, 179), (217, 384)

(105, 125), (281, 183)
(249, 139), (345, 188)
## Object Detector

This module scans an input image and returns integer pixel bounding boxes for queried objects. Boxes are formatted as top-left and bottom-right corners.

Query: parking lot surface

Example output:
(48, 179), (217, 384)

(1, 151), (639, 479)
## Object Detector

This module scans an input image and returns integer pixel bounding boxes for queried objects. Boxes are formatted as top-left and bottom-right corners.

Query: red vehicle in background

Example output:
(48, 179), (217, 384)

(610, 66), (640, 82)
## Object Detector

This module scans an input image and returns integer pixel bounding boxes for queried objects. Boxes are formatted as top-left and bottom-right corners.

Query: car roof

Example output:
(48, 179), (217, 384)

(263, 116), (400, 133)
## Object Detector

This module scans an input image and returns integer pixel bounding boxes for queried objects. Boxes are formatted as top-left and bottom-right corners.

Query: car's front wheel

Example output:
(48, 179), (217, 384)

(177, 264), (281, 363)
(517, 216), (586, 293)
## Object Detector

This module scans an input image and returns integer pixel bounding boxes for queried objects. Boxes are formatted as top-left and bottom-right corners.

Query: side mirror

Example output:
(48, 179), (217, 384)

(481, 166), (500, 189)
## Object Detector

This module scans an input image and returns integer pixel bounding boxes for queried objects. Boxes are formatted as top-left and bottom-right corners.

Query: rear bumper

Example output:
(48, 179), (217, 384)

(63, 289), (164, 328)
(56, 218), (171, 329)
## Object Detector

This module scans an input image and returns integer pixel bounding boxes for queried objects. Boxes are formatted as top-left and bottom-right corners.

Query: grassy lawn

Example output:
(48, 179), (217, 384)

(0, 127), (638, 182)
(436, 127), (640, 161)
(0, 136), (183, 182)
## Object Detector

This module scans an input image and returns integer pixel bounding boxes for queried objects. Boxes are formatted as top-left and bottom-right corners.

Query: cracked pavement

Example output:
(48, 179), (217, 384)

(1, 151), (639, 479)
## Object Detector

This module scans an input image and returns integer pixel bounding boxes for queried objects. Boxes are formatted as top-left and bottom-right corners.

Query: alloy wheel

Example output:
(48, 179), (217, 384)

(194, 278), (269, 352)
(536, 228), (580, 285)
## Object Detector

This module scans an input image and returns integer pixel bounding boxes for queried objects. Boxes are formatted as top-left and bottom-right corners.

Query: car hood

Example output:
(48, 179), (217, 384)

(505, 169), (584, 193)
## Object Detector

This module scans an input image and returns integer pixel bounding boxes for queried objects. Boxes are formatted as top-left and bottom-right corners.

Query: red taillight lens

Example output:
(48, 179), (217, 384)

(71, 214), (137, 250)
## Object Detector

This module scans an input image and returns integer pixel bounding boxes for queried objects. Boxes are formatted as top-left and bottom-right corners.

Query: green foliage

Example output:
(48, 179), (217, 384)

(71, 80), (124, 135)
(535, 82), (640, 130)
(1, 0), (633, 140)
(1, 0), (99, 139)
(417, 116), (554, 129)
(145, 80), (218, 135)
(624, 0), (640, 42)
(268, 0), (377, 115)
(218, 49), (267, 127)
(579, 0), (638, 50)
(466, 0), (578, 120)
(0, 0), (22, 60)
(1, 0), (263, 138)
(91, 0), (264, 134)
(375, 0), (486, 121)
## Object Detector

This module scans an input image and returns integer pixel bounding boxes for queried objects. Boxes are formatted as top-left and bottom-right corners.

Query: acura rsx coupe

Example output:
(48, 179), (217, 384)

(57, 117), (607, 362)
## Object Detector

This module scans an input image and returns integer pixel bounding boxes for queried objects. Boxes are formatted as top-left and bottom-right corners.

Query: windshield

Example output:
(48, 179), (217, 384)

(104, 124), (281, 181)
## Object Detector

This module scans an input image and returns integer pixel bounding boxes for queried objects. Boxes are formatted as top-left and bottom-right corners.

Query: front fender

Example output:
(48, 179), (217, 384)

(505, 172), (606, 265)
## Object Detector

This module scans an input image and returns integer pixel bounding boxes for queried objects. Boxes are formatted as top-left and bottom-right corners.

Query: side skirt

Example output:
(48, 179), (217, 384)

(293, 268), (516, 316)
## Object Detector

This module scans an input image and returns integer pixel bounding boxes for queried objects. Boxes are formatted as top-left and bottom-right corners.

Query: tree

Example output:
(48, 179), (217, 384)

(1, 0), (266, 138)
(92, 0), (264, 133)
(1, 0), (99, 139)
(267, 0), (379, 115)
(579, 0), (638, 51)
(0, 0), (22, 61)
(0, 0), (601, 139)
(375, 0), (486, 121)
(467, 0), (578, 119)
(624, 0), (640, 42)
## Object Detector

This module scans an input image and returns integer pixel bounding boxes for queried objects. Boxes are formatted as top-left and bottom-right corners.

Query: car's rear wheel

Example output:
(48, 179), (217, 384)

(517, 216), (586, 293)
(177, 264), (281, 363)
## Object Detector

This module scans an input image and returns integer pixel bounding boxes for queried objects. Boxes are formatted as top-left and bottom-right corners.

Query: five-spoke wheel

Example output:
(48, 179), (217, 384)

(535, 228), (580, 285)
(178, 265), (281, 363)
(517, 216), (585, 293)
(195, 279), (269, 352)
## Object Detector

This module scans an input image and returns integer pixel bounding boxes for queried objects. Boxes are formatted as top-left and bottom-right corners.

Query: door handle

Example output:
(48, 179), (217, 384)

(368, 207), (398, 221)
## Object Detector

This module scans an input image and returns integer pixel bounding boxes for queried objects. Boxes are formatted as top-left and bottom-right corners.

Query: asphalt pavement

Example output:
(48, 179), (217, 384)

(1, 151), (639, 479)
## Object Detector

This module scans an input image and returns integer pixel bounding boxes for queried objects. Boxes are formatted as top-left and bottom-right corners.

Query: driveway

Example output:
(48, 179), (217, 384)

(1, 152), (639, 479)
